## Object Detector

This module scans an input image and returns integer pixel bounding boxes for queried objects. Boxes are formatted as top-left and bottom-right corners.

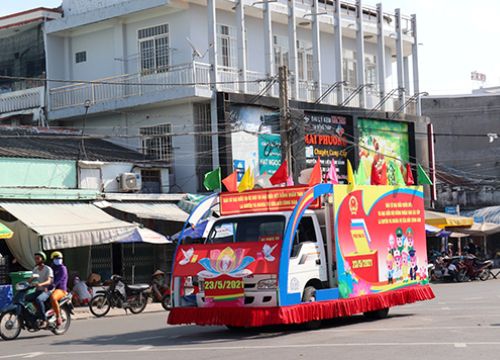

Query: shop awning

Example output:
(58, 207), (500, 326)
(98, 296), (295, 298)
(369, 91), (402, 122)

(425, 210), (474, 229)
(95, 201), (189, 223)
(0, 202), (136, 250)
(450, 222), (500, 237)
(120, 227), (172, 244)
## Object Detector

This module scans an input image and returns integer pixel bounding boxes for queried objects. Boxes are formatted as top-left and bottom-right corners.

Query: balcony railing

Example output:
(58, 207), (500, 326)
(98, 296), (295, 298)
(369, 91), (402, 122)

(0, 87), (44, 113)
(49, 61), (406, 113)
(50, 62), (210, 110)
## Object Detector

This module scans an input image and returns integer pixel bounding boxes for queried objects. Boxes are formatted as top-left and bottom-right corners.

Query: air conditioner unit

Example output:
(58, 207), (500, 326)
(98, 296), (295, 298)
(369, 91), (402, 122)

(119, 173), (142, 192)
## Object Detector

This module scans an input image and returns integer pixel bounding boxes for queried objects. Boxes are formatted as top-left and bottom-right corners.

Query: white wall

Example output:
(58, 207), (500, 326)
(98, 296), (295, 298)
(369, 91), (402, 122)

(71, 27), (116, 80)
(67, 102), (197, 193)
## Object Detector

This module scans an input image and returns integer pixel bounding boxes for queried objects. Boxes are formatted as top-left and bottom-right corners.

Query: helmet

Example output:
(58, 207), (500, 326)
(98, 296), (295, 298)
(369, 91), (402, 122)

(34, 251), (47, 262)
(396, 227), (403, 237)
(51, 251), (63, 260)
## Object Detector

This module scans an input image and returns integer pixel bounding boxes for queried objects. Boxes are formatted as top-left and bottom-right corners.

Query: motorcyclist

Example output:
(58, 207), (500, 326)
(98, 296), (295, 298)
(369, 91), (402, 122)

(50, 251), (68, 326)
(26, 251), (53, 328)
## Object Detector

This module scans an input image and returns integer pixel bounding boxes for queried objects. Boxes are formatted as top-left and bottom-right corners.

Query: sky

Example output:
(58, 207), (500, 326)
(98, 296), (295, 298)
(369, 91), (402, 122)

(1, 0), (500, 95)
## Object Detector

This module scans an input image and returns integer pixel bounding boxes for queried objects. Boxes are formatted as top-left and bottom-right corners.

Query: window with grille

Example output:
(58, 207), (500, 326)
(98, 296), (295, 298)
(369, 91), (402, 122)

(296, 40), (313, 81)
(140, 124), (172, 161)
(273, 36), (289, 75)
(217, 24), (236, 68)
(365, 55), (377, 88)
(75, 51), (87, 63)
(138, 24), (169, 74)
(343, 50), (357, 87)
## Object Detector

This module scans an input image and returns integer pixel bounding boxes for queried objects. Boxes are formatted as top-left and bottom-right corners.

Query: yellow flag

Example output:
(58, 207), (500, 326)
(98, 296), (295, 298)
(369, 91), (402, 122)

(347, 159), (356, 185)
(238, 167), (255, 192)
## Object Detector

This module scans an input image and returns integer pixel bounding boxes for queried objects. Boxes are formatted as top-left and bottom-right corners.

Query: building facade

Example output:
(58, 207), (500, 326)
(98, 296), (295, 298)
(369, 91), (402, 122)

(39, 0), (422, 192)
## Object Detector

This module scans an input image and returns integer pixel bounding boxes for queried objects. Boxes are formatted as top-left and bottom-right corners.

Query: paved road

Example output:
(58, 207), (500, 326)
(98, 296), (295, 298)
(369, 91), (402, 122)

(1, 281), (500, 360)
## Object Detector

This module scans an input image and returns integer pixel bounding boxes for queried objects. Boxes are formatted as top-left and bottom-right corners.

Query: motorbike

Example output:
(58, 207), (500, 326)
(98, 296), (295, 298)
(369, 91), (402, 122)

(0, 281), (73, 341)
(430, 255), (468, 282)
(462, 255), (494, 281)
(89, 275), (149, 317)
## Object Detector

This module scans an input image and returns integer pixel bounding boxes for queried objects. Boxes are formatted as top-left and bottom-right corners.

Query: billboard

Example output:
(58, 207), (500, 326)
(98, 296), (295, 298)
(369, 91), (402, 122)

(229, 105), (280, 177)
(304, 112), (351, 183)
(357, 118), (410, 184)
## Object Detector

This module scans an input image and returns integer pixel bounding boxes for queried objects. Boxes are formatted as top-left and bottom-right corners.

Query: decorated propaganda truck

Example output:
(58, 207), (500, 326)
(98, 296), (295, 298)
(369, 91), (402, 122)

(168, 184), (435, 328)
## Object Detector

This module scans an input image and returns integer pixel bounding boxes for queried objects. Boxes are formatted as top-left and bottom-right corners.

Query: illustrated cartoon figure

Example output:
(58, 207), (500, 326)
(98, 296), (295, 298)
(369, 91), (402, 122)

(409, 249), (418, 281)
(393, 249), (402, 280)
(418, 261), (428, 282)
(262, 243), (278, 261)
(406, 228), (414, 252)
(386, 253), (394, 284)
(179, 248), (194, 265)
(396, 227), (404, 252)
(401, 250), (409, 282)
(388, 234), (396, 255)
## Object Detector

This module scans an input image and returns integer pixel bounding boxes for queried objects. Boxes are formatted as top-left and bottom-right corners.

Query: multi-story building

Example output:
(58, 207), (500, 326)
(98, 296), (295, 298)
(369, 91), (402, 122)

(40, 0), (423, 193)
(0, 7), (61, 125)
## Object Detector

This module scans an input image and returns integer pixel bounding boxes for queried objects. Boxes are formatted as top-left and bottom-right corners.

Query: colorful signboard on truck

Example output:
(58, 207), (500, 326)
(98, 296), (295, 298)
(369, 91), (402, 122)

(334, 185), (428, 299)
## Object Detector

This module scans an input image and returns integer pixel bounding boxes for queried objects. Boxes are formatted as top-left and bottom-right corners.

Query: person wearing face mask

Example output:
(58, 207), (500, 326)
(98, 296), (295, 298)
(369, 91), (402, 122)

(50, 251), (68, 327)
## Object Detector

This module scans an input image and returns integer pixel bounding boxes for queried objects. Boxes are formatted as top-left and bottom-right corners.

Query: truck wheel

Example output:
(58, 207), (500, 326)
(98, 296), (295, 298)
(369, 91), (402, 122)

(364, 308), (390, 320)
(302, 286), (321, 330)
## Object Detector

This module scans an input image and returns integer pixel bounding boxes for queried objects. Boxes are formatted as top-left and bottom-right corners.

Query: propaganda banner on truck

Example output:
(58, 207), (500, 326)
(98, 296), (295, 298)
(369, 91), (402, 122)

(334, 185), (428, 298)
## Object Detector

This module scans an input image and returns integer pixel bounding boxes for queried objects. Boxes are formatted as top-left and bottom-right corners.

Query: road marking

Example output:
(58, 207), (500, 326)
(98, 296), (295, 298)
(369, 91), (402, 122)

(129, 335), (165, 342)
(464, 297), (483, 301)
(138, 346), (153, 351)
(322, 325), (498, 333)
(4, 342), (500, 358)
(454, 343), (467, 348)
(22, 354), (44, 359)
(441, 307), (451, 310)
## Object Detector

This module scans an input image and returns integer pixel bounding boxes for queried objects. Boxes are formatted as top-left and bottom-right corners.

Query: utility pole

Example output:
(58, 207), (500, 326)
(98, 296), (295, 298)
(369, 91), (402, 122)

(279, 66), (292, 176)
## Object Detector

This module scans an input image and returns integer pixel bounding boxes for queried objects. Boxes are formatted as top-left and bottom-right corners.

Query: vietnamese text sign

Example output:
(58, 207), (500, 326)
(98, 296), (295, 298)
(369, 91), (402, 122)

(219, 186), (320, 216)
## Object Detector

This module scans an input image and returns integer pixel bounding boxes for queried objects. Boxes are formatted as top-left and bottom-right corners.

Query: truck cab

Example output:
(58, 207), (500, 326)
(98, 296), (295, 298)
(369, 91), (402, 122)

(191, 210), (330, 307)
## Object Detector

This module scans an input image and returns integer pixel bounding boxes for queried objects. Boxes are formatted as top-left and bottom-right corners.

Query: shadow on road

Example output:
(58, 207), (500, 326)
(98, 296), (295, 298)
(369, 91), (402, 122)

(51, 313), (414, 348)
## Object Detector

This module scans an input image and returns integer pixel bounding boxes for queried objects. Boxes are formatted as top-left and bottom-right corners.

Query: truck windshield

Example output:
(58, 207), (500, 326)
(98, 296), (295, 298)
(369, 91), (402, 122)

(206, 215), (285, 244)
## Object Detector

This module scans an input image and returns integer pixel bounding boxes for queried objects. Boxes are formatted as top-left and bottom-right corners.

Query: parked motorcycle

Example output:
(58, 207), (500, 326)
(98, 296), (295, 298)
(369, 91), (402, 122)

(89, 275), (149, 317)
(430, 255), (468, 282)
(0, 281), (73, 340)
(462, 255), (494, 281)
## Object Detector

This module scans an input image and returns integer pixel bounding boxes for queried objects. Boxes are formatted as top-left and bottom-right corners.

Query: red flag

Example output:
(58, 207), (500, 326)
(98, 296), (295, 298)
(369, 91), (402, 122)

(222, 171), (238, 192)
(269, 160), (288, 185)
(405, 163), (415, 185)
(379, 162), (388, 185)
(371, 160), (382, 185)
(308, 157), (322, 187)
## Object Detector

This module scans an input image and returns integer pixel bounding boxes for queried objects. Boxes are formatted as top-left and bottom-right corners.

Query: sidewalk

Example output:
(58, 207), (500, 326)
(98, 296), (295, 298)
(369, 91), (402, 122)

(73, 302), (166, 320)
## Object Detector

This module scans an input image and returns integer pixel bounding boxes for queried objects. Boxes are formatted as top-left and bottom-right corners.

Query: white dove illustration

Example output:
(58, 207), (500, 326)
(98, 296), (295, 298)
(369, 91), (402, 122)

(179, 248), (194, 265)
(262, 243), (278, 262)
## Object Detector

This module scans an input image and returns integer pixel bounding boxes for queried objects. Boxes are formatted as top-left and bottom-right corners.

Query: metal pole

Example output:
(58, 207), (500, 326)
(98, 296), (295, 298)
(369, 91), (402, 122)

(264, 1), (274, 95)
(288, 0), (299, 100)
(427, 123), (437, 208)
(279, 66), (291, 175)
(312, 0), (322, 100)
(236, 1), (247, 93)
(208, 0), (220, 168)
(411, 14), (421, 116)
(356, 0), (366, 107)
(395, 9), (405, 109)
(376, 3), (386, 111)
(334, 0), (344, 104)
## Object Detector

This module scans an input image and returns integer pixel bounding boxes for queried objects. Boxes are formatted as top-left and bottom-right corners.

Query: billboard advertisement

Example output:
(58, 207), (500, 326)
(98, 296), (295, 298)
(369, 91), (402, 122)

(334, 185), (428, 299)
(304, 112), (352, 183)
(356, 118), (410, 184)
(229, 105), (280, 177)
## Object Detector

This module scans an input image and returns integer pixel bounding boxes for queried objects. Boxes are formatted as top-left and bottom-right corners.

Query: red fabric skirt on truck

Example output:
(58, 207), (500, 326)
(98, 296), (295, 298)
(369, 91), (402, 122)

(167, 285), (435, 327)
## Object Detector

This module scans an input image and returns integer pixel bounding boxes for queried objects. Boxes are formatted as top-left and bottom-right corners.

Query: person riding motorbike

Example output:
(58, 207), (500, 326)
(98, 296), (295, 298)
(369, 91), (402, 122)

(50, 251), (68, 327)
(151, 270), (168, 302)
(26, 251), (53, 328)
